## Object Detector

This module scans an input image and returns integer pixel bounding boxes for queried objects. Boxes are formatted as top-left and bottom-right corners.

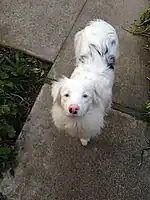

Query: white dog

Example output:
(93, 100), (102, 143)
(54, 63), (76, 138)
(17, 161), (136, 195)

(51, 19), (119, 146)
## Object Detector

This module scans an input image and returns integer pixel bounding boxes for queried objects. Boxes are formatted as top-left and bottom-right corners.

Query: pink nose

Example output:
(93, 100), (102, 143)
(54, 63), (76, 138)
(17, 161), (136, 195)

(68, 104), (80, 114)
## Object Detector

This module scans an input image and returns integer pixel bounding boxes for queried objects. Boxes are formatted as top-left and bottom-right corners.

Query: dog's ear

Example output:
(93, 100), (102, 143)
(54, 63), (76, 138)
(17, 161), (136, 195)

(51, 77), (67, 104)
(92, 82), (112, 108)
(92, 83), (103, 106)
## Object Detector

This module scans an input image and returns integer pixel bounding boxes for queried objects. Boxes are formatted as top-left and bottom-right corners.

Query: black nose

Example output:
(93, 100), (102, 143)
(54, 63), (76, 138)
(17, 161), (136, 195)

(69, 108), (72, 113)
(69, 108), (77, 114)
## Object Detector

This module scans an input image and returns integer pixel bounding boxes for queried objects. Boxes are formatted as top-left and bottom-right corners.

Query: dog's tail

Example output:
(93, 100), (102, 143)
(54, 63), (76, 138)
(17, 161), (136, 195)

(74, 19), (119, 69)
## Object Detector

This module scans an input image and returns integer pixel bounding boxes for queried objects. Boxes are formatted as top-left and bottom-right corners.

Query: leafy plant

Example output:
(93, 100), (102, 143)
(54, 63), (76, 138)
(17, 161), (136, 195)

(123, 8), (150, 37)
(0, 46), (50, 176)
(124, 8), (150, 164)
(145, 100), (150, 120)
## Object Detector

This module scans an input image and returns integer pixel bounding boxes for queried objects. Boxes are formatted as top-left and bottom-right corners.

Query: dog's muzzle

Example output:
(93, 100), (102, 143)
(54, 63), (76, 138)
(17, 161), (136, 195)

(68, 104), (80, 115)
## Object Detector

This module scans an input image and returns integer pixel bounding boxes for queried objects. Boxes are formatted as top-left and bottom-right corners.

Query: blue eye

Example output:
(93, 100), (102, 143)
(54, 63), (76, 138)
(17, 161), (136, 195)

(64, 94), (69, 97)
(83, 94), (88, 98)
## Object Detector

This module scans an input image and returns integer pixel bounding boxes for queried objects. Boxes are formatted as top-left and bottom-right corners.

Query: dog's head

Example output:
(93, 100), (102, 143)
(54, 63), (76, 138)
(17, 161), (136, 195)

(51, 77), (101, 117)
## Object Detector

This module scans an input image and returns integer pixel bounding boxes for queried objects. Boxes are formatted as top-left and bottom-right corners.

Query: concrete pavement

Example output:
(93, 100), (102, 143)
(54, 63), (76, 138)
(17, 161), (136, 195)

(0, 0), (86, 62)
(1, 83), (150, 200)
(0, 0), (150, 199)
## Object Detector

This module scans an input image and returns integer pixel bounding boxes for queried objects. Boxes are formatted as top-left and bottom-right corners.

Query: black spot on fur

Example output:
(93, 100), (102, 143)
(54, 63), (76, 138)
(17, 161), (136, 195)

(79, 55), (88, 63)
(105, 46), (108, 54)
(89, 44), (101, 56)
(106, 55), (116, 70)
(111, 40), (116, 46)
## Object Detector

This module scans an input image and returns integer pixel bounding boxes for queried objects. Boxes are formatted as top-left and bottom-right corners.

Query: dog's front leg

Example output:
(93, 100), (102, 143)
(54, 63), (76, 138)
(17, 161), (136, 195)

(80, 138), (90, 147)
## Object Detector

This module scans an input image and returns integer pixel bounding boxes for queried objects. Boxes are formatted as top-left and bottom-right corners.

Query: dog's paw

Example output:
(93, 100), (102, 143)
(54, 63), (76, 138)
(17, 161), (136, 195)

(80, 138), (90, 147)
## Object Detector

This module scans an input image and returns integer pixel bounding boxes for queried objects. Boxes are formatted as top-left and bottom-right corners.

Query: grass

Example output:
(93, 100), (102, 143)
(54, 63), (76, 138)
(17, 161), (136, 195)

(124, 8), (150, 121)
(0, 46), (51, 177)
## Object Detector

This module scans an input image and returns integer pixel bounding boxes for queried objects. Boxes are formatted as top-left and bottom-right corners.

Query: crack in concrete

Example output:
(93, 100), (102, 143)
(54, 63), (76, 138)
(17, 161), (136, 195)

(112, 101), (147, 122)
(0, 43), (53, 65)
(52, 0), (88, 65)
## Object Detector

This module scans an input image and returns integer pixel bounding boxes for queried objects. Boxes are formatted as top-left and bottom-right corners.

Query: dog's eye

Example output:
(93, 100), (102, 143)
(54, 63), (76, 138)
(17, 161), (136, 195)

(83, 94), (88, 98)
(64, 93), (69, 97)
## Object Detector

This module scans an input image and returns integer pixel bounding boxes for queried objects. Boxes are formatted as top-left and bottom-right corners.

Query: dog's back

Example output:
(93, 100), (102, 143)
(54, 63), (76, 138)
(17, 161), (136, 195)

(74, 19), (119, 69)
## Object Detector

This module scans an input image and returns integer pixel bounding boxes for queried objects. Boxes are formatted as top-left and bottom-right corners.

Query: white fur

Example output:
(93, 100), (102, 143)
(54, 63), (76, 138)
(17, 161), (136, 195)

(51, 19), (119, 146)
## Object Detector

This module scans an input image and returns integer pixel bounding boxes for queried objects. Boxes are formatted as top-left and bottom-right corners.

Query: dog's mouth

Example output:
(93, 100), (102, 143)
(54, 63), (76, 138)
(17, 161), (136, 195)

(64, 107), (88, 117)
(66, 111), (87, 118)
(67, 113), (80, 118)
(65, 108), (89, 118)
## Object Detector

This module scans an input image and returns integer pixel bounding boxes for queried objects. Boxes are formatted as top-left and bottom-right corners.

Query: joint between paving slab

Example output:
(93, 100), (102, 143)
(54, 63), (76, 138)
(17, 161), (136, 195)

(0, 0), (88, 77)
(112, 102), (147, 122)
(52, 0), (88, 65)
(0, 43), (53, 65)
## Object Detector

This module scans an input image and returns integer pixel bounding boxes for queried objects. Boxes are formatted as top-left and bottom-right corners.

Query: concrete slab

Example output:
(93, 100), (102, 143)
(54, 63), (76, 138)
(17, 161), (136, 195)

(48, 0), (149, 111)
(1, 83), (150, 200)
(0, 0), (86, 62)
